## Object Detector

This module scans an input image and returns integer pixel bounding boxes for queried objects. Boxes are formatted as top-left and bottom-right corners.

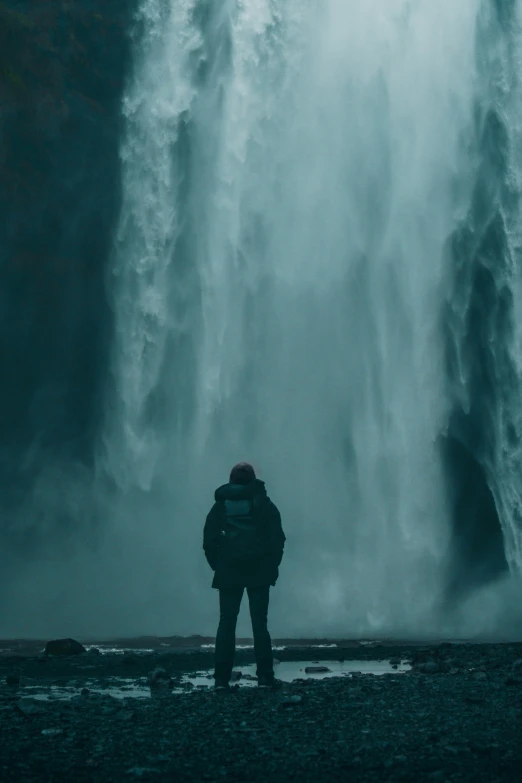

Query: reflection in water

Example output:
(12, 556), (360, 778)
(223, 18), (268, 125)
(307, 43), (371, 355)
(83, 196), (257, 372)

(18, 659), (410, 701)
(184, 659), (410, 689)
(25, 678), (151, 701)
(83, 645), (155, 655)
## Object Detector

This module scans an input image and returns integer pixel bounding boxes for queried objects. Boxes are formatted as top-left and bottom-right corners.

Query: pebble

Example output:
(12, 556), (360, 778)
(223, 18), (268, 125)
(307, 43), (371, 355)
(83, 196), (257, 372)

(5, 674), (19, 686)
(1, 641), (521, 782)
(511, 659), (522, 680)
(16, 699), (45, 716)
(281, 695), (303, 706)
(464, 693), (486, 705)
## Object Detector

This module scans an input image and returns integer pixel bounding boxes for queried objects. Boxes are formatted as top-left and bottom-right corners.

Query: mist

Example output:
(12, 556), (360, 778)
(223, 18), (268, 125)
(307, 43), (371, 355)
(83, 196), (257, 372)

(1, 0), (522, 641)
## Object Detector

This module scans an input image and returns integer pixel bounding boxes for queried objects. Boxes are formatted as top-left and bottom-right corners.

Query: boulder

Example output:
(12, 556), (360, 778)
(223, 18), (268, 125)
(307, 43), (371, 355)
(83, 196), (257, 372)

(44, 638), (86, 656)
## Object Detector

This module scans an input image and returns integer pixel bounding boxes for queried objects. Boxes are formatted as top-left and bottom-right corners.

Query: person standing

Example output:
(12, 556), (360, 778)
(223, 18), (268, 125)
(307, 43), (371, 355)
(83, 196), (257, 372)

(203, 462), (286, 690)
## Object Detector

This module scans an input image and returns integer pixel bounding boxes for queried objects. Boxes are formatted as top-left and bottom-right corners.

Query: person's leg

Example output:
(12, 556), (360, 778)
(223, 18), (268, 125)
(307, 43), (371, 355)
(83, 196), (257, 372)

(214, 588), (244, 683)
(247, 586), (274, 681)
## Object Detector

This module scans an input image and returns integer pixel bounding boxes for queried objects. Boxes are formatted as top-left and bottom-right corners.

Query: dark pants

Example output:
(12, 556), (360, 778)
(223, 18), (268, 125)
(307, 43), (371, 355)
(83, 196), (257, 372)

(214, 586), (274, 682)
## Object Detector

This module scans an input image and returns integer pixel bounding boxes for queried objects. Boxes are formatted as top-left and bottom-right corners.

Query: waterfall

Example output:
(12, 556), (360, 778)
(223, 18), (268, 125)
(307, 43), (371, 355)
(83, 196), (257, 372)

(102, 0), (522, 638)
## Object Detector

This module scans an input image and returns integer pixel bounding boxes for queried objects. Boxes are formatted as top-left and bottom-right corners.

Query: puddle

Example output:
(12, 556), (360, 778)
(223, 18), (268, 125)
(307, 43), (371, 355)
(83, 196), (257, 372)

(83, 646), (155, 656)
(24, 678), (152, 701)
(14, 659), (409, 701)
(182, 659), (410, 689)
(199, 644), (289, 651)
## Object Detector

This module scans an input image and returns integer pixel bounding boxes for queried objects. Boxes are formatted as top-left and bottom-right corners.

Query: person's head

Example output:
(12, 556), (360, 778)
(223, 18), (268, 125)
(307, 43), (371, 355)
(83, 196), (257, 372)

(229, 462), (256, 485)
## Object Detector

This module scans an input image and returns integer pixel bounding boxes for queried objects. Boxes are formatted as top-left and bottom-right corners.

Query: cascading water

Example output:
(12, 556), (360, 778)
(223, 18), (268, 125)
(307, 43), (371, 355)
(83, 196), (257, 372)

(5, 0), (519, 640)
(102, 0), (522, 639)
(4, 0), (522, 642)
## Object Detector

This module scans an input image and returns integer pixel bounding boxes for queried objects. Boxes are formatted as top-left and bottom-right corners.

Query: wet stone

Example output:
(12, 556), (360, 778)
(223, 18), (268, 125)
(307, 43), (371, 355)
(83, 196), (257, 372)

(148, 668), (172, 689)
(5, 674), (20, 686)
(16, 699), (46, 715)
(44, 638), (86, 657)
(1, 640), (521, 781)
(280, 695), (303, 707)
(464, 694), (486, 705)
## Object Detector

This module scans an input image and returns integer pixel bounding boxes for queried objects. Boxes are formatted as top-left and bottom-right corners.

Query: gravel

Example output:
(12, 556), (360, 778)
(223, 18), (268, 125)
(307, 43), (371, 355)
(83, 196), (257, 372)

(0, 641), (521, 782)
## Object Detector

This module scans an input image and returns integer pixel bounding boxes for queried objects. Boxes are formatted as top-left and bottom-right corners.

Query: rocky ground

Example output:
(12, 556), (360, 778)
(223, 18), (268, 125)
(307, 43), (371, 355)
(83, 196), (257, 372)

(1, 640), (522, 782)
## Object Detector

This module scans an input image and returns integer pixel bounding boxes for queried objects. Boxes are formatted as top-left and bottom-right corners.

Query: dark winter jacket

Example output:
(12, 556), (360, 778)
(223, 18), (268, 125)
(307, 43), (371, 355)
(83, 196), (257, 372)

(203, 479), (286, 589)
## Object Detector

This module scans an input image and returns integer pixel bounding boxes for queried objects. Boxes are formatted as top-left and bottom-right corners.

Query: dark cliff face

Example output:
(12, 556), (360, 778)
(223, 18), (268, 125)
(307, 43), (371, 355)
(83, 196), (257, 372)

(441, 113), (510, 598)
(0, 1), (135, 518)
(441, 1), (518, 598)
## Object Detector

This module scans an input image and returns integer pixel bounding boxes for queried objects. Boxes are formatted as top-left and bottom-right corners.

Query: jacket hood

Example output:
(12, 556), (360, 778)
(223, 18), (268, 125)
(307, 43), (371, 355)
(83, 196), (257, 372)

(214, 479), (267, 503)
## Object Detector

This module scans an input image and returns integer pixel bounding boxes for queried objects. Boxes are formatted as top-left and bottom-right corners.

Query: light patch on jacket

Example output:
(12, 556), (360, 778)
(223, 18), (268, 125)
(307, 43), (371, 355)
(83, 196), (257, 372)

(224, 499), (252, 519)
